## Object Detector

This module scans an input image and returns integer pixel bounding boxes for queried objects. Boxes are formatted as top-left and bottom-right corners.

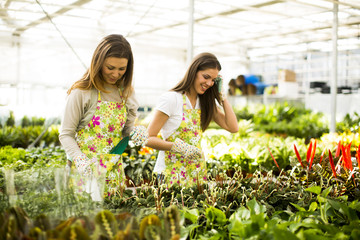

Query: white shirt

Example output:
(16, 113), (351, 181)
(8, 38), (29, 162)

(153, 91), (200, 173)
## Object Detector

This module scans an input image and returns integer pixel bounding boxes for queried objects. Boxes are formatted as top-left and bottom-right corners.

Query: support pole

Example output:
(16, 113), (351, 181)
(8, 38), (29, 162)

(187, 0), (194, 65)
(330, 2), (338, 133)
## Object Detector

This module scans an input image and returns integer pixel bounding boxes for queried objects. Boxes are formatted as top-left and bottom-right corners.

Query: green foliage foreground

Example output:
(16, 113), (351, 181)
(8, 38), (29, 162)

(0, 164), (359, 239)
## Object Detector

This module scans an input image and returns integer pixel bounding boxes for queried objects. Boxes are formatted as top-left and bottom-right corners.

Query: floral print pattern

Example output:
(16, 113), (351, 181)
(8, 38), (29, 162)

(163, 94), (206, 187)
(72, 90), (127, 195)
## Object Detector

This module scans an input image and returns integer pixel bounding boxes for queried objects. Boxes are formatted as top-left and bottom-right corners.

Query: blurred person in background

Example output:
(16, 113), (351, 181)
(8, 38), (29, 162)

(59, 34), (139, 200)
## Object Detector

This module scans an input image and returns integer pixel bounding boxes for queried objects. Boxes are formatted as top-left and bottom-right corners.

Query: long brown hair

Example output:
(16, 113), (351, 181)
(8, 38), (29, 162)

(172, 52), (222, 131)
(67, 34), (134, 99)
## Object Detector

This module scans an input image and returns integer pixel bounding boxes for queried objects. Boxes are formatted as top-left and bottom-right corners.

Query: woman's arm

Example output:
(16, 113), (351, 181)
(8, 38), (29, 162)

(59, 89), (89, 160)
(145, 110), (174, 151)
(212, 98), (239, 133)
(122, 90), (139, 136)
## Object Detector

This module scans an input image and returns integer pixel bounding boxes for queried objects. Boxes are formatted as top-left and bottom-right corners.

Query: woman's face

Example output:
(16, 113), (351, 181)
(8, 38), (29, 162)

(193, 68), (219, 95)
(101, 57), (128, 85)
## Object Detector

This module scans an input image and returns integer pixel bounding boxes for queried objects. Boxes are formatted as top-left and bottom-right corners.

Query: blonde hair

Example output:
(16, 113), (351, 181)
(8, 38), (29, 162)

(68, 34), (134, 99)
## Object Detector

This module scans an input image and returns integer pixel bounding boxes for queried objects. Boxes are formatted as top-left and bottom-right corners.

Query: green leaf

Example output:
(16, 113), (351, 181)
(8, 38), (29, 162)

(273, 228), (299, 240)
(229, 206), (250, 222)
(182, 208), (199, 224)
(305, 186), (321, 195)
(247, 198), (266, 215)
(351, 229), (360, 239)
(290, 203), (306, 212)
(205, 207), (227, 226)
(309, 202), (318, 212)
(320, 186), (332, 198)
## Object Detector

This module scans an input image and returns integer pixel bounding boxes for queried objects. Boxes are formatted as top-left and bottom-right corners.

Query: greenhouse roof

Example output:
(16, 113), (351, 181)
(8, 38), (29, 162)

(0, 0), (359, 59)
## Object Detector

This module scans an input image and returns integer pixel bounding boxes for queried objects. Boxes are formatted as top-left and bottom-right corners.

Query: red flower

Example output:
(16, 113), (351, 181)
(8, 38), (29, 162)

(335, 140), (341, 158)
(293, 144), (304, 168)
(341, 142), (353, 171)
(309, 140), (316, 170)
(306, 140), (313, 163)
(328, 150), (336, 178)
(267, 146), (280, 171)
(357, 144), (360, 169)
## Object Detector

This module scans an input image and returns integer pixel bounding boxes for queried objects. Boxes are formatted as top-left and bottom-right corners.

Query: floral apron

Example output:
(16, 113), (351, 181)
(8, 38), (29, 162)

(71, 90), (127, 198)
(163, 94), (206, 187)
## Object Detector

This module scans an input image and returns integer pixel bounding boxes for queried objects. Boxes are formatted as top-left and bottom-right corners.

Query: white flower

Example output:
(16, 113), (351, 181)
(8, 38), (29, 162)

(190, 136), (200, 145)
(171, 155), (177, 163)
(110, 155), (120, 164)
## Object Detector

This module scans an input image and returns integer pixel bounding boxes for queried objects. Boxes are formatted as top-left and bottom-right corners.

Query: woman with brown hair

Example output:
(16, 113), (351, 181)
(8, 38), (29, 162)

(145, 52), (238, 187)
(59, 34), (139, 199)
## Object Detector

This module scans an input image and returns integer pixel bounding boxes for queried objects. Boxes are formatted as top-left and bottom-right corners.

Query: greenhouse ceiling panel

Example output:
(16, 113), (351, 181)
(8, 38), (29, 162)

(0, 0), (359, 57)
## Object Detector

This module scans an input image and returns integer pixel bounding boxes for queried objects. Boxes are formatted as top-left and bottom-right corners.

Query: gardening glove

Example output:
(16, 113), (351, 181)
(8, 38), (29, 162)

(130, 125), (148, 146)
(171, 138), (202, 160)
(215, 75), (226, 101)
(73, 153), (92, 177)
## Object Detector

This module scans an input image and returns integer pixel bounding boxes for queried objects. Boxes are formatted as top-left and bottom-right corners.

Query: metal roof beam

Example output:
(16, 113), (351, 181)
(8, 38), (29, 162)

(0, 0), (16, 27)
(323, 0), (360, 10)
(205, 18), (360, 48)
(13, 0), (92, 36)
(128, 0), (283, 37)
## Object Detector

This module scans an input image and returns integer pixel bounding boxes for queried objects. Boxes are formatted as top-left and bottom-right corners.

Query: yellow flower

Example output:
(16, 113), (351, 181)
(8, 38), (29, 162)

(173, 161), (182, 168)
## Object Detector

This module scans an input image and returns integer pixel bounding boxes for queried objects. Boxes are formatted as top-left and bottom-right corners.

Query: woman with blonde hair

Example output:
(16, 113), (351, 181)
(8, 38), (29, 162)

(59, 34), (139, 198)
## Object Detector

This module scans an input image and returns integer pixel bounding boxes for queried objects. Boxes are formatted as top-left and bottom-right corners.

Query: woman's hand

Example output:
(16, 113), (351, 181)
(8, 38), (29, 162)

(73, 153), (92, 177)
(130, 125), (148, 146)
(215, 75), (226, 102)
(171, 138), (202, 160)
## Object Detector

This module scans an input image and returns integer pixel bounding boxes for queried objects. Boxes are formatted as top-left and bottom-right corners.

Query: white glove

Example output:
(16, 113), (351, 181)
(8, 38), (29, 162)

(73, 153), (92, 177)
(215, 75), (226, 101)
(130, 125), (148, 146)
(170, 138), (202, 160)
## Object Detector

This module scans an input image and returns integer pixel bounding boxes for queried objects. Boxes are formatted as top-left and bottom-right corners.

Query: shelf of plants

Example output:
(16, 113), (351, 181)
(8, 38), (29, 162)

(0, 102), (359, 239)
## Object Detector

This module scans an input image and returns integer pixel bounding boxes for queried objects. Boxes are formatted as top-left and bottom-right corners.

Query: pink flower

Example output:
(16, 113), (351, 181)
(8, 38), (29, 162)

(117, 103), (123, 109)
(108, 124), (115, 132)
(100, 159), (106, 168)
(107, 138), (113, 145)
(89, 145), (97, 152)
(194, 131), (198, 136)
(96, 133), (103, 139)
(193, 119), (197, 124)
(92, 116), (100, 127)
